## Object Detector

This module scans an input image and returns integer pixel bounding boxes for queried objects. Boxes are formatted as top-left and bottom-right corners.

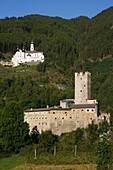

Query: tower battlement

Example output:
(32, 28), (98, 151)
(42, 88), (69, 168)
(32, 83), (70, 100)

(75, 72), (91, 77)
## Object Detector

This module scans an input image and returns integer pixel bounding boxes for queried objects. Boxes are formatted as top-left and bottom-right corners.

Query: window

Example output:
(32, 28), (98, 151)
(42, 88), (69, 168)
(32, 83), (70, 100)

(62, 117), (64, 119)
(81, 109), (83, 111)
(53, 112), (55, 114)
(70, 117), (72, 119)
(80, 90), (82, 92)
(87, 109), (89, 112)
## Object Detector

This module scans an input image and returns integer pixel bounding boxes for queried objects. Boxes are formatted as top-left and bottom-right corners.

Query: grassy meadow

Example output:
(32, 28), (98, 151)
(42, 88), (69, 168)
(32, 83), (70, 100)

(0, 153), (97, 170)
(0, 155), (25, 170)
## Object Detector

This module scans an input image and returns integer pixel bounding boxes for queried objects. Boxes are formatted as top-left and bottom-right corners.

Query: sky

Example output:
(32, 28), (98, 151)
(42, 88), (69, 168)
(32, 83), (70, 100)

(0, 0), (113, 19)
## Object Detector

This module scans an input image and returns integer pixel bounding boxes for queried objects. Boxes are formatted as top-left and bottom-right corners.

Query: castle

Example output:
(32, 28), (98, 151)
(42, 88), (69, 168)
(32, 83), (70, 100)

(12, 41), (44, 67)
(24, 72), (110, 135)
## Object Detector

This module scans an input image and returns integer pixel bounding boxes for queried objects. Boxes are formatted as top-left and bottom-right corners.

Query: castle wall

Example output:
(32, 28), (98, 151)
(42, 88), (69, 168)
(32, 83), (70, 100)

(24, 110), (50, 133)
(24, 106), (98, 135)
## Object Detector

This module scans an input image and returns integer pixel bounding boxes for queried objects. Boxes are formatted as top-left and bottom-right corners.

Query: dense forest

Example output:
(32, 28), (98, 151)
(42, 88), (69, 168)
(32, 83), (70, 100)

(0, 7), (113, 167)
(0, 7), (113, 111)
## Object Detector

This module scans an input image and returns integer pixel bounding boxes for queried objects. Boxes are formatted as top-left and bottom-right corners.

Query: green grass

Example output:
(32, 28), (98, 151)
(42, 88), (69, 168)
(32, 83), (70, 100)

(0, 155), (25, 170)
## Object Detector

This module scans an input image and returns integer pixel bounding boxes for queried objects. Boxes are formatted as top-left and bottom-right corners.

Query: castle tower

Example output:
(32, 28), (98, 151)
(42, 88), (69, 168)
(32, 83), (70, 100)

(30, 41), (34, 52)
(75, 72), (91, 104)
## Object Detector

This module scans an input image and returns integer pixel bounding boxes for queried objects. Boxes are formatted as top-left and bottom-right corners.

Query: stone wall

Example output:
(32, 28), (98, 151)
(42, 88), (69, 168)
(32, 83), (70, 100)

(24, 106), (98, 135)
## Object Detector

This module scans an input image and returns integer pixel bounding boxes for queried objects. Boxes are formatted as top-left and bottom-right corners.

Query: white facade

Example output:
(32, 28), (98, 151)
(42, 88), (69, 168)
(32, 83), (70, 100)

(12, 42), (44, 67)
(75, 72), (91, 104)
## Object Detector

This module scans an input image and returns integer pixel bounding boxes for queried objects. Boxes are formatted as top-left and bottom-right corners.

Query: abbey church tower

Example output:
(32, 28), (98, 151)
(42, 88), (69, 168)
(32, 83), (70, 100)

(75, 72), (91, 104)
(30, 41), (34, 52)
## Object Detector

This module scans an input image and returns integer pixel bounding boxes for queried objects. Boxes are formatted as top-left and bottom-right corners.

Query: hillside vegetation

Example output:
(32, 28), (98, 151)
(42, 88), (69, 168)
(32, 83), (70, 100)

(0, 7), (113, 111)
(0, 7), (113, 168)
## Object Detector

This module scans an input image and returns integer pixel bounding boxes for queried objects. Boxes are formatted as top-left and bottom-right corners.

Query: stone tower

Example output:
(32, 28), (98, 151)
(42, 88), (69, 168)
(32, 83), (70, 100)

(30, 41), (34, 52)
(75, 72), (91, 104)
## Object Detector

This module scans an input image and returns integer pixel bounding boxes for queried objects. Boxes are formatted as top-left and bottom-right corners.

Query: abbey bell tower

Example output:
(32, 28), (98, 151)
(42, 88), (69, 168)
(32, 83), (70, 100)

(30, 41), (34, 52)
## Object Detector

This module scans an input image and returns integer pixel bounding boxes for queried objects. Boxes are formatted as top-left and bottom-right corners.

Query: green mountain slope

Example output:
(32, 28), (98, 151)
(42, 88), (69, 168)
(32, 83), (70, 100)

(0, 7), (113, 114)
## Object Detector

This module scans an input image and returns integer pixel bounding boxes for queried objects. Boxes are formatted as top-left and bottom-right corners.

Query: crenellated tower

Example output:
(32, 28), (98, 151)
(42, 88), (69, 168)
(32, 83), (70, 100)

(75, 72), (91, 104)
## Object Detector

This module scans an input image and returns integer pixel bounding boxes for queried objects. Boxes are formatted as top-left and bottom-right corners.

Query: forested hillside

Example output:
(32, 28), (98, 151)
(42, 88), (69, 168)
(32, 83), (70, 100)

(1, 7), (113, 158)
(0, 7), (113, 64)
(0, 7), (113, 110)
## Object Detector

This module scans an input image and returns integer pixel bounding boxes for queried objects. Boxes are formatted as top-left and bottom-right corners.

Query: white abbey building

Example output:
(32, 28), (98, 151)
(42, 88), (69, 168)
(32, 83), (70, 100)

(24, 72), (110, 135)
(12, 41), (44, 67)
